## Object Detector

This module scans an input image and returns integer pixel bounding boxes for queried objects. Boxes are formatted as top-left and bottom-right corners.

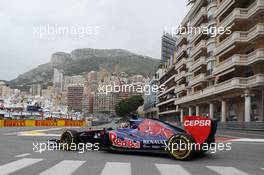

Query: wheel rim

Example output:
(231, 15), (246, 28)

(168, 135), (192, 160)
(170, 138), (190, 157)
(60, 132), (73, 150)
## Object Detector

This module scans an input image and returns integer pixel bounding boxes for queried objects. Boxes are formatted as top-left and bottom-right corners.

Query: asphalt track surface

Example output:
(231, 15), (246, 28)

(0, 124), (264, 175)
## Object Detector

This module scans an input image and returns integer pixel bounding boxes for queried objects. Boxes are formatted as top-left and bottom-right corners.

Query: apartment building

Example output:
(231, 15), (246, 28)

(0, 81), (11, 98)
(144, 71), (160, 118)
(159, 0), (264, 122)
(30, 84), (42, 96)
(67, 85), (84, 112)
(157, 64), (178, 121)
(93, 92), (118, 114)
(161, 33), (177, 63)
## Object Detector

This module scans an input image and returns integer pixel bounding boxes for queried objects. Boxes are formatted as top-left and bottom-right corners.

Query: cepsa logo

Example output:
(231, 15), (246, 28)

(184, 119), (211, 126)
(183, 116), (212, 144)
(109, 132), (140, 149)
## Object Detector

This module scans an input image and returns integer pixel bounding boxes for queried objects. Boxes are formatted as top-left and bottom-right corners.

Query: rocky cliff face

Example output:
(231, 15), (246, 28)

(51, 52), (72, 66)
(10, 48), (160, 90)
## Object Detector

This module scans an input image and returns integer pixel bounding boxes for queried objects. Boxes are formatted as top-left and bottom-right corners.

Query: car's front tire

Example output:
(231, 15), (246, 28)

(60, 129), (79, 151)
(167, 133), (195, 160)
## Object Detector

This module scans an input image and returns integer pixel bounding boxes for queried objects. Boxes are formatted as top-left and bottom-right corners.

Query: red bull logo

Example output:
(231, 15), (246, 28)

(109, 132), (140, 149)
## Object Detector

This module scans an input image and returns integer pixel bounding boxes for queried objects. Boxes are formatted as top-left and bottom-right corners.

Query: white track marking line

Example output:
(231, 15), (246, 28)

(35, 127), (81, 132)
(155, 164), (191, 175)
(206, 166), (249, 175)
(3, 126), (81, 136)
(39, 160), (85, 175)
(0, 158), (43, 175)
(100, 162), (131, 175)
(15, 153), (31, 158)
(229, 138), (264, 142)
(17, 133), (61, 137)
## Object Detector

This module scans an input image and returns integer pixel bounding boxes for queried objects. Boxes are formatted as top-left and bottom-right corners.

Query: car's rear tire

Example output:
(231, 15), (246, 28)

(60, 129), (79, 151)
(167, 133), (195, 160)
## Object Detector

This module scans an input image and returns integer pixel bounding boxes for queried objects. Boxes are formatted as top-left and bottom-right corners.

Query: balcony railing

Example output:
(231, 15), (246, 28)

(157, 86), (175, 98)
(219, 0), (264, 28)
(190, 23), (208, 43)
(176, 34), (187, 47)
(190, 57), (206, 71)
(175, 71), (186, 82)
(174, 84), (186, 94)
(161, 74), (176, 87)
(189, 73), (206, 86)
(214, 49), (264, 74)
(175, 74), (264, 105)
(175, 58), (187, 70)
(216, 23), (264, 55)
(176, 44), (187, 59)
(207, 1), (217, 11)
(158, 109), (178, 115)
(215, 0), (235, 18)
(156, 97), (175, 107)
(191, 7), (207, 27)
(191, 40), (206, 58)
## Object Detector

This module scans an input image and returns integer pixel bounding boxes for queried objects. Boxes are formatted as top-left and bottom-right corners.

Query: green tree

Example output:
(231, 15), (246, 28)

(116, 95), (144, 118)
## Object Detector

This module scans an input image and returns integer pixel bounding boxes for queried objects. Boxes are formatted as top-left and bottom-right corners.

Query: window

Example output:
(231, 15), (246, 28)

(207, 61), (215, 75)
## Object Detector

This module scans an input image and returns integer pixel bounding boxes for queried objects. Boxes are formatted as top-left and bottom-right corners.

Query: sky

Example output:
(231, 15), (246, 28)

(0, 0), (189, 81)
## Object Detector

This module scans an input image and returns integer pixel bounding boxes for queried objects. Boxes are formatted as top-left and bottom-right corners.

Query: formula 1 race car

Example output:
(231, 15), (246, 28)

(53, 116), (217, 160)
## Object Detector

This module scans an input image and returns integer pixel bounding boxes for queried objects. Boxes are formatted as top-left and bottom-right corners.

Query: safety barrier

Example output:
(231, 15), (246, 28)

(0, 120), (87, 127)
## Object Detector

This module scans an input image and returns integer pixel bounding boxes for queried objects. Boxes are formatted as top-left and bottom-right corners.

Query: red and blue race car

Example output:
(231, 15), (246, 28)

(54, 116), (217, 160)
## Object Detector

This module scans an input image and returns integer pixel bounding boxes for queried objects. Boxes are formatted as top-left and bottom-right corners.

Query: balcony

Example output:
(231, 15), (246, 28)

(213, 49), (264, 74)
(215, 0), (235, 18)
(190, 23), (208, 43)
(157, 86), (175, 98)
(156, 97), (175, 107)
(191, 7), (207, 27)
(219, 0), (264, 29)
(176, 34), (187, 47)
(189, 73), (206, 86)
(161, 74), (176, 87)
(207, 1), (217, 11)
(175, 58), (187, 70)
(175, 71), (186, 82)
(207, 37), (216, 46)
(175, 74), (264, 105)
(216, 23), (264, 55)
(191, 40), (207, 58)
(176, 44), (187, 59)
(174, 84), (186, 94)
(187, 0), (206, 22)
(190, 57), (206, 71)
(158, 109), (178, 115)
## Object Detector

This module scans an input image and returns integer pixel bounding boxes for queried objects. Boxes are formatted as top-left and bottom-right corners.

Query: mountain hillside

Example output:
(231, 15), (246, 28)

(10, 48), (160, 90)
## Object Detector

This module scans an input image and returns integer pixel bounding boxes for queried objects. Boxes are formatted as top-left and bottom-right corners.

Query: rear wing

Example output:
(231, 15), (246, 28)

(183, 116), (217, 144)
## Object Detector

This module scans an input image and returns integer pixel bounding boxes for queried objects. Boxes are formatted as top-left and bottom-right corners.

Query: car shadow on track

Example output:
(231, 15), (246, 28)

(100, 150), (217, 161)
